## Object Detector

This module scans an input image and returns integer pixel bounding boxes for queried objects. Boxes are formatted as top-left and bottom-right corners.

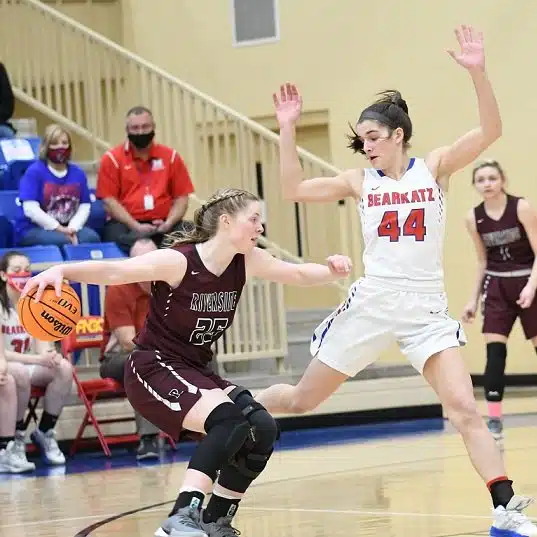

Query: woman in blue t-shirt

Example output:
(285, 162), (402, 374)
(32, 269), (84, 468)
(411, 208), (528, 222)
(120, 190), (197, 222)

(15, 124), (100, 246)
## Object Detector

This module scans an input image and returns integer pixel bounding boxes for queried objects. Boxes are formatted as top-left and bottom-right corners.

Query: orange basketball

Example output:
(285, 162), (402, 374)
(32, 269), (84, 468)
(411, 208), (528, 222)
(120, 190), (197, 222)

(17, 283), (82, 342)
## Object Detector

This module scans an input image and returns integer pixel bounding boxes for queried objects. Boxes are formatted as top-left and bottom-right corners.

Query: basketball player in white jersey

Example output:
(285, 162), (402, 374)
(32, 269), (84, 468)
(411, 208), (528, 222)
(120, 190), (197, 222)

(256, 25), (537, 537)
(0, 251), (72, 469)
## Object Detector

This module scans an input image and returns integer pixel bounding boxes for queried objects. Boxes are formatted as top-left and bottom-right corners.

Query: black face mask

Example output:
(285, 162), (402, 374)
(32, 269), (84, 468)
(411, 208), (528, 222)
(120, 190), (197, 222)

(128, 131), (155, 150)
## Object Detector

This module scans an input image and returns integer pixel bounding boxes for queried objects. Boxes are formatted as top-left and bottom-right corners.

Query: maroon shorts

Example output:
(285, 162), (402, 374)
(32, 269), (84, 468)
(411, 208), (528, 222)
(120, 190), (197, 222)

(124, 349), (233, 441)
(481, 274), (537, 339)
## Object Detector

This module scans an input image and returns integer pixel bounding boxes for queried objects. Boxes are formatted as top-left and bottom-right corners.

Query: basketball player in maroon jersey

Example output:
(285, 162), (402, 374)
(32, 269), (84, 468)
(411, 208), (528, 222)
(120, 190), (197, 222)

(463, 160), (537, 444)
(22, 187), (352, 537)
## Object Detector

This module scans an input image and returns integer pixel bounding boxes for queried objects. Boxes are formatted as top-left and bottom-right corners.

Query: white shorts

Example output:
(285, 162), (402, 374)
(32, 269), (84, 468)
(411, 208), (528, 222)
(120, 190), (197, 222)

(310, 277), (466, 376)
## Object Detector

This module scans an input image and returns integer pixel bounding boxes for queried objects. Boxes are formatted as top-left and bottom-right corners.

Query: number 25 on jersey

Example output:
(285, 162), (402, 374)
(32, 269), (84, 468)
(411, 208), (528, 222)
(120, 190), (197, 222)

(377, 208), (426, 242)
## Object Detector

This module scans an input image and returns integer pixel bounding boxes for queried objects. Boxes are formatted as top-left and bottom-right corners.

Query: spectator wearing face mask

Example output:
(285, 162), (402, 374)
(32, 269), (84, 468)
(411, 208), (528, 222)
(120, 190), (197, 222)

(14, 124), (101, 246)
(96, 106), (194, 254)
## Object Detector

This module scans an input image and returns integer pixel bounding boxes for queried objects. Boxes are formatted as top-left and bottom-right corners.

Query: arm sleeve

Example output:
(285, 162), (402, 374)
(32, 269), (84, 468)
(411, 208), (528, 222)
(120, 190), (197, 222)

(22, 201), (59, 230)
(67, 203), (91, 231)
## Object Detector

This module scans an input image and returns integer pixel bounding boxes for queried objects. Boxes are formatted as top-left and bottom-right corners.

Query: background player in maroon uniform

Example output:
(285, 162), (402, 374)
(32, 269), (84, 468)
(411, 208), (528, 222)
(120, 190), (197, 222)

(22, 188), (352, 537)
(463, 159), (537, 444)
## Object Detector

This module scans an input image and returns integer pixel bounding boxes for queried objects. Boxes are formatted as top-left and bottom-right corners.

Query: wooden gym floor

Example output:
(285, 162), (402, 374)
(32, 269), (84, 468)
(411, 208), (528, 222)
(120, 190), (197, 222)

(1, 405), (537, 537)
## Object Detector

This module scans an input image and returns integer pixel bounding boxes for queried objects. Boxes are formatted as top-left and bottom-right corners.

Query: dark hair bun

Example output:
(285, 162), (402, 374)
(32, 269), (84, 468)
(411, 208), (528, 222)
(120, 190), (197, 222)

(378, 90), (409, 114)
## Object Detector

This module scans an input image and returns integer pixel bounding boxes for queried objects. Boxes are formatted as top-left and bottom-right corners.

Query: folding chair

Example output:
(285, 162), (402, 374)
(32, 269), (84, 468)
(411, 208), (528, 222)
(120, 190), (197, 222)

(24, 385), (46, 428)
(61, 315), (136, 457)
(62, 316), (175, 456)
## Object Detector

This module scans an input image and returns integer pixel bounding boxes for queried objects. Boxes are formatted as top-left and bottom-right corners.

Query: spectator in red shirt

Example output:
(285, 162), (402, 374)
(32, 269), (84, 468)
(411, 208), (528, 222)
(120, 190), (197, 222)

(99, 238), (160, 460)
(96, 106), (194, 253)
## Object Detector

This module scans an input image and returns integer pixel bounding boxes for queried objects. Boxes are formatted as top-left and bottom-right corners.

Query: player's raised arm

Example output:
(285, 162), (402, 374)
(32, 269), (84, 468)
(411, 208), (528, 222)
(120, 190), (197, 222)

(274, 83), (360, 202)
(21, 249), (187, 302)
(245, 247), (352, 286)
(429, 25), (501, 184)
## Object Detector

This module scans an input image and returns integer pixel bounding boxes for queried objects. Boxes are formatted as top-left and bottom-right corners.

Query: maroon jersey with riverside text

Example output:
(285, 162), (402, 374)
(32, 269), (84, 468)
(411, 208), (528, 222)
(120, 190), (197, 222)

(474, 195), (534, 273)
(134, 243), (245, 366)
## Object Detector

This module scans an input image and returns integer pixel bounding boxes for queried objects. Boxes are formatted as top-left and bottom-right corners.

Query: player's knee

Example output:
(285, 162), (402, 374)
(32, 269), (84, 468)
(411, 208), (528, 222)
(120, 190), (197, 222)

(0, 374), (16, 398)
(188, 402), (251, 481)
(484, 342), (507, 402)
(8, 362), (30, 390)
(284, 390), (318, 414)
(228, 386), (280, 450)
(57, 358), (74, 382)
(205, 402), (251, 456)
(445, 397), (481, 433)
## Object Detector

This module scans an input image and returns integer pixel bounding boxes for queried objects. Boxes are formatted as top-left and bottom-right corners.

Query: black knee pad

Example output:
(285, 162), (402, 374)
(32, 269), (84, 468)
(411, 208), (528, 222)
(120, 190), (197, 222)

(228, 386), (280, 447)
(484, 342), (507, 402)
(227, 386), (279, 480)
(188, 402), (250, 481)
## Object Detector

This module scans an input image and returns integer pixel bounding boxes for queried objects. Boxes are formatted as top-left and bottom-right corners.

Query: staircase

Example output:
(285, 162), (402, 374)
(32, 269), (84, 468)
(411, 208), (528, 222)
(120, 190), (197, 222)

(0, 0), (362, 370)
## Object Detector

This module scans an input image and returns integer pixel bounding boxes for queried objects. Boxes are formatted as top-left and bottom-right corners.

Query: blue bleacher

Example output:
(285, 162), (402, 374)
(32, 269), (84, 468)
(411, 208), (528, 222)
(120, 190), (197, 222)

(62, 242), (126, 315)
(0, 216), (13, 248)
(87, 190), (106, 237)
(0, 137), (40, 190)
(0, 245), (64, 264)
(0, 189), (20, 221)
(0, 190), (21, 248)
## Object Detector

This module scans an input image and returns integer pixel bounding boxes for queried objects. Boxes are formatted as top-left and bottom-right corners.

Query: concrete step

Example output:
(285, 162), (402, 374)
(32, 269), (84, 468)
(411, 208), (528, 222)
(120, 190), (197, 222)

(285, 308), (332, 344)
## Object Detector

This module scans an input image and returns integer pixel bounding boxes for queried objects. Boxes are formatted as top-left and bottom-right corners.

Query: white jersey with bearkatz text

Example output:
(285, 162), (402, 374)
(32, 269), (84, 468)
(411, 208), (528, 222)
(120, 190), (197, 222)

(0, 306), (33, 355)
(358, 157), (446, 292)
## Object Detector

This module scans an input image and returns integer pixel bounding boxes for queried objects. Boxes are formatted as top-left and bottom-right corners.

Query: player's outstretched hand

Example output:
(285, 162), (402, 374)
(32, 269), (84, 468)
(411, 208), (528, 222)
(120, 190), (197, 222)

(327, 254), (353, 277)
(21, 266), (65, 302)
(461, 300), (477, 323)
(273, 83), (303, 127)
(447, 24), (485, 72)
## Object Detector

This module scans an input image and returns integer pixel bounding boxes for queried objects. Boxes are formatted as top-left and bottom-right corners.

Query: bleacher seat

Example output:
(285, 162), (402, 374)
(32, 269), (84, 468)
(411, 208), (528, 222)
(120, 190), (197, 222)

(0, 245), (64, 264)
(0, 190), (21, 247)
(62, 242), (126, 261)
(0, 216), (13, 248)
(0, 137), (40, 190)
(87, 190), (107, 237)
(1, 159), (36, 191)
(62, 242), (126, 315)
(0, 189), (20, 221)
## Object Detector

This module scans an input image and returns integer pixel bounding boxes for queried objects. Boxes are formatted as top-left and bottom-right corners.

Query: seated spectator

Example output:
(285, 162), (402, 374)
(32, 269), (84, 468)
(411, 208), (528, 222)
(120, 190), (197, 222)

(0, 62), (15, 140)
(99, 238), (160, 460)
(0, 251), (73, 468)
(15, 124), (101, 246)
(96, 106), (194, 253)
(0, 334), (35, 473)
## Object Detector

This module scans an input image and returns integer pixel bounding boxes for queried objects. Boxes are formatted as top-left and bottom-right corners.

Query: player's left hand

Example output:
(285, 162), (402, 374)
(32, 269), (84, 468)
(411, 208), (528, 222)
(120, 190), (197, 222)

(517, 283), (536, 309)
(21, 265), (65, 302)
(327, 255), (353, 276)
(447, 25), (485, 72)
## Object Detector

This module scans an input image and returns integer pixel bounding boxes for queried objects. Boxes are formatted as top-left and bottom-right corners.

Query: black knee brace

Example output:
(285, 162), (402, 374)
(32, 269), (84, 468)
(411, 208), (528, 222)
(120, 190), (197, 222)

(187, 402), (250, 481)
(227, 386), (279, 480)
(484, 342), (507, 402)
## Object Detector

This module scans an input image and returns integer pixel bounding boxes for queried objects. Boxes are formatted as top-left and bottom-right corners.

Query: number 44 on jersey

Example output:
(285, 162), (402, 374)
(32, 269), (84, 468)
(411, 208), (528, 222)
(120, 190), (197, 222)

(377, 208), (426, 242)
